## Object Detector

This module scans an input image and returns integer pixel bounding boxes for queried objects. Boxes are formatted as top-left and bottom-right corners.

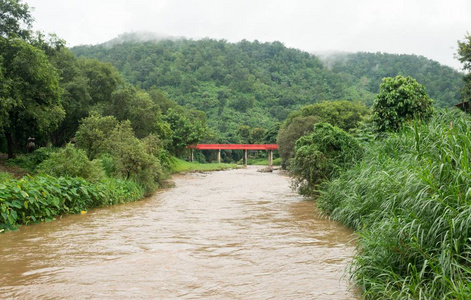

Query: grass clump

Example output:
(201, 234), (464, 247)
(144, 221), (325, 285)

(317, 109), (471, 298)
(246, 157), (281, 166)
(169, 157), (238, 173)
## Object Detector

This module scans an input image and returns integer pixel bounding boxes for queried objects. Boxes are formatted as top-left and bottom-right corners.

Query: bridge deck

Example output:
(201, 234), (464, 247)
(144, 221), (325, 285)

(193, 144), (278, 150)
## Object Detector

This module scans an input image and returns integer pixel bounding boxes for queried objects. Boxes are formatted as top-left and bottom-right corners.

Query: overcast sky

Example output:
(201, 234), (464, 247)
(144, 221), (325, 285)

(26, 0), (470, 71)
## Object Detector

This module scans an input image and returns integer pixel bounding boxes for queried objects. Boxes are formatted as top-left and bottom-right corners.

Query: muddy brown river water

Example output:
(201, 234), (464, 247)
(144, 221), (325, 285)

(0, 166), (357, 299)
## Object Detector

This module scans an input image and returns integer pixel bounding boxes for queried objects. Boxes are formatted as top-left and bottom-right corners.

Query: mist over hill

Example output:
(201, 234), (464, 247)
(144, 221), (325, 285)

(71, 33), (464, 139)
(318, 51), (463, 108)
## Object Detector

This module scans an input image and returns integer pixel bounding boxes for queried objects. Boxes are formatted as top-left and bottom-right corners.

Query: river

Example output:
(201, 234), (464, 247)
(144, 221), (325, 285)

(0, 166), (357, 299)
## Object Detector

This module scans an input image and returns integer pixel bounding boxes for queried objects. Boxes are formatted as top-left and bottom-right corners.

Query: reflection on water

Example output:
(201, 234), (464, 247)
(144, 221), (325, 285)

(0, 166), (357, 299)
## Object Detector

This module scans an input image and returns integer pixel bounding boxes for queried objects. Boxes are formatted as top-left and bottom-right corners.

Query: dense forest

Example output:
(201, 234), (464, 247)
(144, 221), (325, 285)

(320, 51), (463, 107)
(71, 33), (464, 141)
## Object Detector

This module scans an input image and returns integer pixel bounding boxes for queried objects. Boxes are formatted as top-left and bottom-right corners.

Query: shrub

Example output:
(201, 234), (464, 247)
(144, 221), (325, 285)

(372, 75), (434, 132)
(99, 153), (116, 177)
(75, 112), (118, 160)
(291, 123), (363, 196)
(277, 115), (319, 169)
(76, 114), (166, 195)
(0, 172), (13, 181)
(37, 144), (104, 181)
(277, 100), (368, 169)
(6, 147), (56, 172)
(106, 121), (163, 195)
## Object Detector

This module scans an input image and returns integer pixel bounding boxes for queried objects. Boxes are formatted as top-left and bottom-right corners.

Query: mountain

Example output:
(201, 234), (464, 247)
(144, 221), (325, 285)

(71, 34), (464, 140)
(319, 52), (463, 108)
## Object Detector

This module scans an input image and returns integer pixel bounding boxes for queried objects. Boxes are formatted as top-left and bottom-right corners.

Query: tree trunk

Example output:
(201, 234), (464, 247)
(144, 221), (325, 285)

(5, 131), (15, 159)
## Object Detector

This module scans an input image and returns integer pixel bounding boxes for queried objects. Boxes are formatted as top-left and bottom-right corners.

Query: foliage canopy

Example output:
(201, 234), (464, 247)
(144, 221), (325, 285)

(290, 123), (363, 196)
(457, 33), (471, 101)
(372, 75), (434, 132)
(71, 36), (463, 142)
(277, 100), (368, 167)
(0, 38), (64, 158)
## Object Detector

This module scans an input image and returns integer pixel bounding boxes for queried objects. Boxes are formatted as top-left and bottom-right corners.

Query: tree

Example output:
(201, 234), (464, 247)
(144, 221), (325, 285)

(277, 100), (368, 168)
(75, 113), (118, 160)
(0, 0), (65, 157)
(263, 122), (280, 144)
(291, 123), (363, 196)
(250, 127), (266, 143)
(106, 120), (163, 195)
(78, 58), (122, 106)
(106, 85), (166, 139)
(163, 108), (206, 156)
(372, 76), (434, 132)
(0, 38), (64, 158)
(0, 0), (32, 39)
(457, 33), (471, 101)
(32, 34), (94, 146)
(277, 115), (319, 169)
(148, 86), (176, 114)
(236, 125), (251, 143)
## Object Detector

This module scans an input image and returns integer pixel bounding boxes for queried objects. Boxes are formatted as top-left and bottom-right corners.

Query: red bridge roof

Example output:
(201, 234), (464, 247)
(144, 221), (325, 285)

(193, 144), (278, 150)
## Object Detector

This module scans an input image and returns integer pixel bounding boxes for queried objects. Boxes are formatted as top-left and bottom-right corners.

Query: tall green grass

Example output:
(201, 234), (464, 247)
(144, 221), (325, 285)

(317, 109), (471, 298)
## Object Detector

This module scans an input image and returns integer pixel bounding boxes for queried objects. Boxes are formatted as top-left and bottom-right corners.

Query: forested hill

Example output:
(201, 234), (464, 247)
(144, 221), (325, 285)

(71, 35), (463, 137)
(320, 52), (463, 108)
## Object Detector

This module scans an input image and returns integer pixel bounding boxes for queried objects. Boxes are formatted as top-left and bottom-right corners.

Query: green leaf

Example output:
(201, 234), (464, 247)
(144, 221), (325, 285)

(10, 200), (23, 209)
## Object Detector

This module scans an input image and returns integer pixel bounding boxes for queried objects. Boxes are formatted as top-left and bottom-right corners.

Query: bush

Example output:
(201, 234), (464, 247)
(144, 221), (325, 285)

(290, 123), (363, 196)
(6, 147), (56, 172)
(317, 109), (471, 298)
(107, 121), (163, 195)
(99, 153), (116, 177)
(75, 112), (118, 160)
(372, 75), (434, 132)
(277, 100), (368, 168)
(76, 114), (167, 195)
(0, 172), (13, 181)
(277, 115), (319, 169)
(37, 144), (104, 181)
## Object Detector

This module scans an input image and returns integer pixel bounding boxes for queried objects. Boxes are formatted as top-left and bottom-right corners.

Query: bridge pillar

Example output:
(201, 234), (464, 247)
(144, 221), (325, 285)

(217, 149), (221, 163)
(244, 149), (247, 166)
(268, 150), (273, 167)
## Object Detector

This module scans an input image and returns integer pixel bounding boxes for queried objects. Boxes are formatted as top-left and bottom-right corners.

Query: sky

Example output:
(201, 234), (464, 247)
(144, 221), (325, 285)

(26, 0), (471, 71)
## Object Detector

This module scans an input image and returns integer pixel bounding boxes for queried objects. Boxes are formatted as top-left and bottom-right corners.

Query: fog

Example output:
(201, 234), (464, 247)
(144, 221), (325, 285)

(26, 0), (471, 70)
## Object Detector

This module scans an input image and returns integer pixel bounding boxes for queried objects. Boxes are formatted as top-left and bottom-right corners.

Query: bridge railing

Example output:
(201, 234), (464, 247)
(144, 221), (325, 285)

(192, 144), (278, 150)
(188, 144), (279, 166)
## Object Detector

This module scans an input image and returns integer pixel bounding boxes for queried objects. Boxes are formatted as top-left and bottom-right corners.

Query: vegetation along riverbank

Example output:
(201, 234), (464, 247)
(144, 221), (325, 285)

(288, 74), (471, 297)
(2, 0), (471, 297)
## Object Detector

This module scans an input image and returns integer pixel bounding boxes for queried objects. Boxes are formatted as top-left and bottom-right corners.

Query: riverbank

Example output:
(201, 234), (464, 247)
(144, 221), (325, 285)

(0, 155), (242, 232)
(316, 110), (471, 298)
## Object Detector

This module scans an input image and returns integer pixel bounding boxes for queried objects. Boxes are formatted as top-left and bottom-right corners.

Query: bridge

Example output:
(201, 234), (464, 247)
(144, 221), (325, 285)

(190, 144), (279, 166)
